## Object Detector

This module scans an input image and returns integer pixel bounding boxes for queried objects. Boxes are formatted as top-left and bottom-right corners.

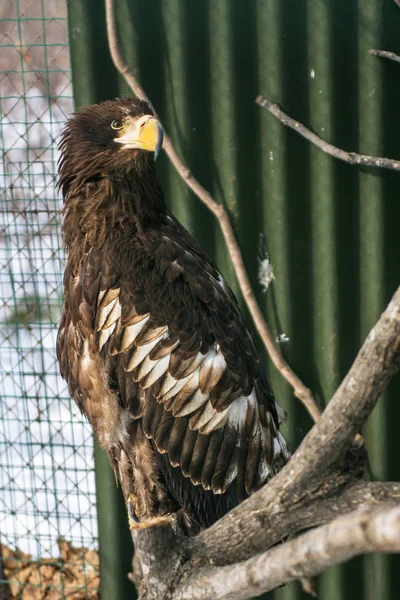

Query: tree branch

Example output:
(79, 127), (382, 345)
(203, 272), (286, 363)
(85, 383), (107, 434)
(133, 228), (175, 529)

(172, 505), (400, 600)
(195, 480), (400, 564)
(256, 95), (400, 171)
(369, 49), (400, 64)
(104, 0), (321, 423)
(131, 526), (185, 598)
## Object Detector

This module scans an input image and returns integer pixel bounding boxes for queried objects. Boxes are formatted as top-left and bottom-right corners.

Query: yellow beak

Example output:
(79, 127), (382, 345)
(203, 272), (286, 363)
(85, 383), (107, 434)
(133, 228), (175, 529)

(114, 115), (163, 158)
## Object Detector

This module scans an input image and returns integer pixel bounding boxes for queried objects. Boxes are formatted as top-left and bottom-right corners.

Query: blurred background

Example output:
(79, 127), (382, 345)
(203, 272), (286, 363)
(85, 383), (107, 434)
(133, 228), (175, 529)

(1, 0), (400, 599)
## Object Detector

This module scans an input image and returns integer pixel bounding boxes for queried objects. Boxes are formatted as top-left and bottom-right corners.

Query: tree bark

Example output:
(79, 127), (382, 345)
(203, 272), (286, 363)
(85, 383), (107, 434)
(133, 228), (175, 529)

(170, 505), (400, 600)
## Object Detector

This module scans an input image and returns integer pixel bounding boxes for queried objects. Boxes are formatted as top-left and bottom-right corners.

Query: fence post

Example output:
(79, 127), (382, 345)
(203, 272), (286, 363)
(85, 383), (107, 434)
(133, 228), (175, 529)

(94, 442), (136, 599)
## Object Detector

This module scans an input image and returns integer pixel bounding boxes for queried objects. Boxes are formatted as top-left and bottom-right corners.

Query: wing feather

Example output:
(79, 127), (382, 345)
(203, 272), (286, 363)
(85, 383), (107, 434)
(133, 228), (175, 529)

(168, 417), (189, 467)
(201, 429), (225, 490)
(189, 433), (211, 484)
(113, 315), (150, 353)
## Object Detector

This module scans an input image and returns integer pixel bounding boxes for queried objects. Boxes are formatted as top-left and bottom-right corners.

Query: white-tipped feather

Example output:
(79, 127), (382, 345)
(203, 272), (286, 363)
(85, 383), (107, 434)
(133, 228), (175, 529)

(140, 353), (171, 389)
(189, 400), (215, 430)
(100, 287), (120, 307)
(173, 388), (209, 418)
(199, 349), (226, 392)
(97, 297), (118, 330)
(246, 390), (260, 437)
(199, 407), (228, 434)
(273, 435), (282, 457)
(175, 351), (205, 377)
(221, 455), (239, 492)
(161, 375), (191, 402)
(169, 374), (199, 412)
(119, 315), (150, 352)
(257, 453), (271, 482)
(125, 336), (162, 372)
(160, 372), (196, 401)
(157, 372), (179, 397)
(98, 322), (117, 351)
(102, 298), (121, 330)
(137, 324), (168, 345)
(135, 353), (158, 382)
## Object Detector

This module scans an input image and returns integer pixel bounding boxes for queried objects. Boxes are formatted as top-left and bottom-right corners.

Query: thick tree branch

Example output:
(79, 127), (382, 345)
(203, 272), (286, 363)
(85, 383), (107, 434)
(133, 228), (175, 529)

(104, 0), (321, 423)
(195, 480), (400, 564)
(172, 505), (400, 600)
(369, 48), (400, 64)
(131, 526), (186, 598)
(256, 95), (400, 171)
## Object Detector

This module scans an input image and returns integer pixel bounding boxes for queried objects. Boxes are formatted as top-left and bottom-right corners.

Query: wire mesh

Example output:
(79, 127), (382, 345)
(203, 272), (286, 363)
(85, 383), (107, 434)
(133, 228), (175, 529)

(0, 1), (99, 598)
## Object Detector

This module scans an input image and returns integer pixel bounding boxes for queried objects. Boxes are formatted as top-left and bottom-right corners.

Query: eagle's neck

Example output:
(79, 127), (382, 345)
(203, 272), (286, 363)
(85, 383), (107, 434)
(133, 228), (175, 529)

(62, 168), (166, 250)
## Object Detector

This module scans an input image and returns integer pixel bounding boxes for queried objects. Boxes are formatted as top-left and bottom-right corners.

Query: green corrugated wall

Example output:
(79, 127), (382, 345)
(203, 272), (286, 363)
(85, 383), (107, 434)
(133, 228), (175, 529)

(66, 1), (400, 598)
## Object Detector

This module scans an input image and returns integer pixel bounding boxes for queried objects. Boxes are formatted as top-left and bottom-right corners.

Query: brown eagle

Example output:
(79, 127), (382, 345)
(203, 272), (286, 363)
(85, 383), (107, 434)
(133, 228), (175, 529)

(57, 97), (290, 535)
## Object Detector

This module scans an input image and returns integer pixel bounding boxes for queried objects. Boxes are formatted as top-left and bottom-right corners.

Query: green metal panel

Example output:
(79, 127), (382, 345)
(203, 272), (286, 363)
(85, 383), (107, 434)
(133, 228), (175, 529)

(93, 442), (135, 599)
(66, 0), (400, 598)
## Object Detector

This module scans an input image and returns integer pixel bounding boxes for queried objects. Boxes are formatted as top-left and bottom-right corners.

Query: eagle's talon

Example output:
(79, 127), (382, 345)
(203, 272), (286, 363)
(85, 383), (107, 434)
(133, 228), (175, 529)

(129, 516), (170, 530)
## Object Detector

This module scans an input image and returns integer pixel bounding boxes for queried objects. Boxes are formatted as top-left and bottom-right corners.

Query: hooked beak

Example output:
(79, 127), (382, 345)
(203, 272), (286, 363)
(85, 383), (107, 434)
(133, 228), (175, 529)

(114, 115), (163, 159)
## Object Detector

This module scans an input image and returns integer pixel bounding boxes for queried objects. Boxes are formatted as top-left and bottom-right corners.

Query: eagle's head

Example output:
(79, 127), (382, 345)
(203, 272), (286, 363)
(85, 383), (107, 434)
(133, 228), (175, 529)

(58, 97), (163, 198)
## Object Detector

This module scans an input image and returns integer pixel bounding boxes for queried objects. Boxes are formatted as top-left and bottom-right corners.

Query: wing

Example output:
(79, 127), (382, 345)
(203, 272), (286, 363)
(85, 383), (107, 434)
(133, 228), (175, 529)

(81, 215), (290, 526)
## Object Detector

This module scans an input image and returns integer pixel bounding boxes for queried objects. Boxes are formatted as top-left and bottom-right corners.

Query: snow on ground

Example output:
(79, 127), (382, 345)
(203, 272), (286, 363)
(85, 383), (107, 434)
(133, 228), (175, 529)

(0, 5), (98, 558)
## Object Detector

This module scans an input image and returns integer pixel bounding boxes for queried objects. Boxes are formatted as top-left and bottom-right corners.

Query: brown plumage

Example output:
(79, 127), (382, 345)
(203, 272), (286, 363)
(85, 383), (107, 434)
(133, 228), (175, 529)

(57, 97), (290, 535)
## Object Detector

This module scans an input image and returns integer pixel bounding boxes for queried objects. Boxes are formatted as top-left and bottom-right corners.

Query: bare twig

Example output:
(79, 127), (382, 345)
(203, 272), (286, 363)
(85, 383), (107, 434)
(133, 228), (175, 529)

(256, 95), (400, 172)
(369, 49), (400, 64)
(172, 505), (400, 600)
(104, 0), (321, 422)
(394, 0), (400, 8)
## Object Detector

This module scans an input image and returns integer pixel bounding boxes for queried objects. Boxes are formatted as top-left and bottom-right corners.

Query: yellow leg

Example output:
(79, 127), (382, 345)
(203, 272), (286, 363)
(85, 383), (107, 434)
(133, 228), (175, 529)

(126, 494), (170, 530)
(129, 515), (170, 530)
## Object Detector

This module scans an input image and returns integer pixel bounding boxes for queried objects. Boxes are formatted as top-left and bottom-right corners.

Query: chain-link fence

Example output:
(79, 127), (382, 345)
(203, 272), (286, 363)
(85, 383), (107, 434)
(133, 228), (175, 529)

(0, 1), (99, 598)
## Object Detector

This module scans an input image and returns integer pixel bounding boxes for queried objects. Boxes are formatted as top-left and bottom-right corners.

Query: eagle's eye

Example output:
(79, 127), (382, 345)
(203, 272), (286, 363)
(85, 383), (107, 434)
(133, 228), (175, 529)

(111, 119), (123, 131)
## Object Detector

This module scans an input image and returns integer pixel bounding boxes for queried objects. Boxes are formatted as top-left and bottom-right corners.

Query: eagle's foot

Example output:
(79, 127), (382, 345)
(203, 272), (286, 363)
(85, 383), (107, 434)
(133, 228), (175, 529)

(129, 515), (170, 530)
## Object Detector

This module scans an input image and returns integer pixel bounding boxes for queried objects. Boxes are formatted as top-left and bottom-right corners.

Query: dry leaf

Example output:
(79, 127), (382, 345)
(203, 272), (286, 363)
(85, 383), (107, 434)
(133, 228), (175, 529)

(1, 541), (99, 599)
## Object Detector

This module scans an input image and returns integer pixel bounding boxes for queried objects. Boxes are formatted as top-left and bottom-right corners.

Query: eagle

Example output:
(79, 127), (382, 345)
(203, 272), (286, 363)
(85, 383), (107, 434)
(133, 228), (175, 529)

(57, 97), (290, 535)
